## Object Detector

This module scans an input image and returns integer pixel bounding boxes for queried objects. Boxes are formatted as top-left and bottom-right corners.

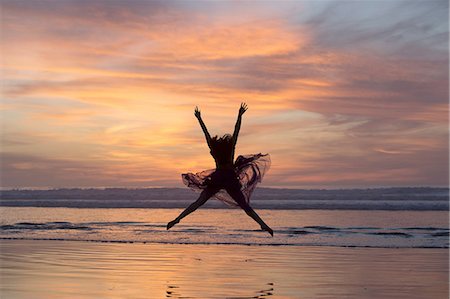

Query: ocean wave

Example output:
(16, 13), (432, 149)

(1, 187), (448, 210)
(1, 222), (93, 230)
(1, 221), (448, 248)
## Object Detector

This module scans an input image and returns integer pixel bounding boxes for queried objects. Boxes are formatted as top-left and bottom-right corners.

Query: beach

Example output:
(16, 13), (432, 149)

(1, 239), (448, 299)
(0, 207), (449, 298)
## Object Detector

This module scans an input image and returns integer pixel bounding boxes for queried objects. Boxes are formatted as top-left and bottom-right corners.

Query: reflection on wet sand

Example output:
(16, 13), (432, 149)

(1, 240), (448, 299)
(165, 282), (274, 298)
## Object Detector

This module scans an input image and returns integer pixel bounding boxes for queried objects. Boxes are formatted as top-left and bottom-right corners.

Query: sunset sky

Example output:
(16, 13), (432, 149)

(1, 0), (448, 188)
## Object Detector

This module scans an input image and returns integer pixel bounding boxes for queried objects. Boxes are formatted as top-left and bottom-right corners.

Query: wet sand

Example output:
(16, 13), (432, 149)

(0, 240), (448, 299)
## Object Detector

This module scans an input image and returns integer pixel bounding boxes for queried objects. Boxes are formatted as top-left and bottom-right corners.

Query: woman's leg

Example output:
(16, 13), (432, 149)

(167, 186), (219, 230)
(225, 185), (274, 236)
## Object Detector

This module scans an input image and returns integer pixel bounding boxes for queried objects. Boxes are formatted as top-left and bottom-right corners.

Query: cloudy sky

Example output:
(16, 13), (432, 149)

(1, 0), (448, 188)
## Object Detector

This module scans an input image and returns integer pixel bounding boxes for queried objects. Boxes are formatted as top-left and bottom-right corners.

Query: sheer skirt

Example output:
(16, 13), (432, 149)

(181, 153), (270, 207)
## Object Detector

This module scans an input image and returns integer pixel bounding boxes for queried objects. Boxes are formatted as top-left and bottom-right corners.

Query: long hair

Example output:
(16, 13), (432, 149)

(210, 134), (233, 161)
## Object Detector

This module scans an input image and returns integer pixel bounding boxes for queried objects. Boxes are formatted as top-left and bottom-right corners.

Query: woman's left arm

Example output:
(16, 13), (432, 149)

(232, 102), (247, 146)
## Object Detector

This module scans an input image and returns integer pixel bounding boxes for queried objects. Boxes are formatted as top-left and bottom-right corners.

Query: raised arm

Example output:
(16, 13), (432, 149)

(195, 106), (212, 148)
(232, 102), (247, 146)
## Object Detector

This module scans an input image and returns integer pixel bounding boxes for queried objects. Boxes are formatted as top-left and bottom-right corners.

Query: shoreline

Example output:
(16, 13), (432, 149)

(1, 237), (448, 249)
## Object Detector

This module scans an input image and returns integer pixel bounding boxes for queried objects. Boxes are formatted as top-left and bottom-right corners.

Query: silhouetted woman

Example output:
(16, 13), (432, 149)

(167, 103), (273, 236)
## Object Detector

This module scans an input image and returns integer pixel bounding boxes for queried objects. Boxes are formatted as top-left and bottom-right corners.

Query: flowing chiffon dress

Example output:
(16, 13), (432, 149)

(182, 153), (271, 207)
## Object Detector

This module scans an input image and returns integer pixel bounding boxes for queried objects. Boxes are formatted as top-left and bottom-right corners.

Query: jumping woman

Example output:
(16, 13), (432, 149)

(167, 103), (273, 236)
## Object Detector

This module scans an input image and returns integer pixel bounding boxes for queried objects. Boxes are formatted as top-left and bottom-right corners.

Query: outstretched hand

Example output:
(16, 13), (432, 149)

(194, 106), (201, 119)
(239, 102), (248, 116)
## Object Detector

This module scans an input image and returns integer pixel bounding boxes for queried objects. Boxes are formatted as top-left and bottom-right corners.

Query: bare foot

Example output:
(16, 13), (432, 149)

(167, 219), (179, 230)
(261, 225), (274, 237)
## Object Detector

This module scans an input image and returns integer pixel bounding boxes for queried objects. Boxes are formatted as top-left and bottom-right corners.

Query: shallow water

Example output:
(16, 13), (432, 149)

(0, 208), (448, 248)
(0, 240), (448, 299)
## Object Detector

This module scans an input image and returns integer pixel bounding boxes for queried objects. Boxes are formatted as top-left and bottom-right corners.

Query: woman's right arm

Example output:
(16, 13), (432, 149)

(195, 106), (212, 148)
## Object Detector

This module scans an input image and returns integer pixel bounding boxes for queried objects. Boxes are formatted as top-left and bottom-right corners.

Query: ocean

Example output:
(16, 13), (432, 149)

(1, 187), (448, 248)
